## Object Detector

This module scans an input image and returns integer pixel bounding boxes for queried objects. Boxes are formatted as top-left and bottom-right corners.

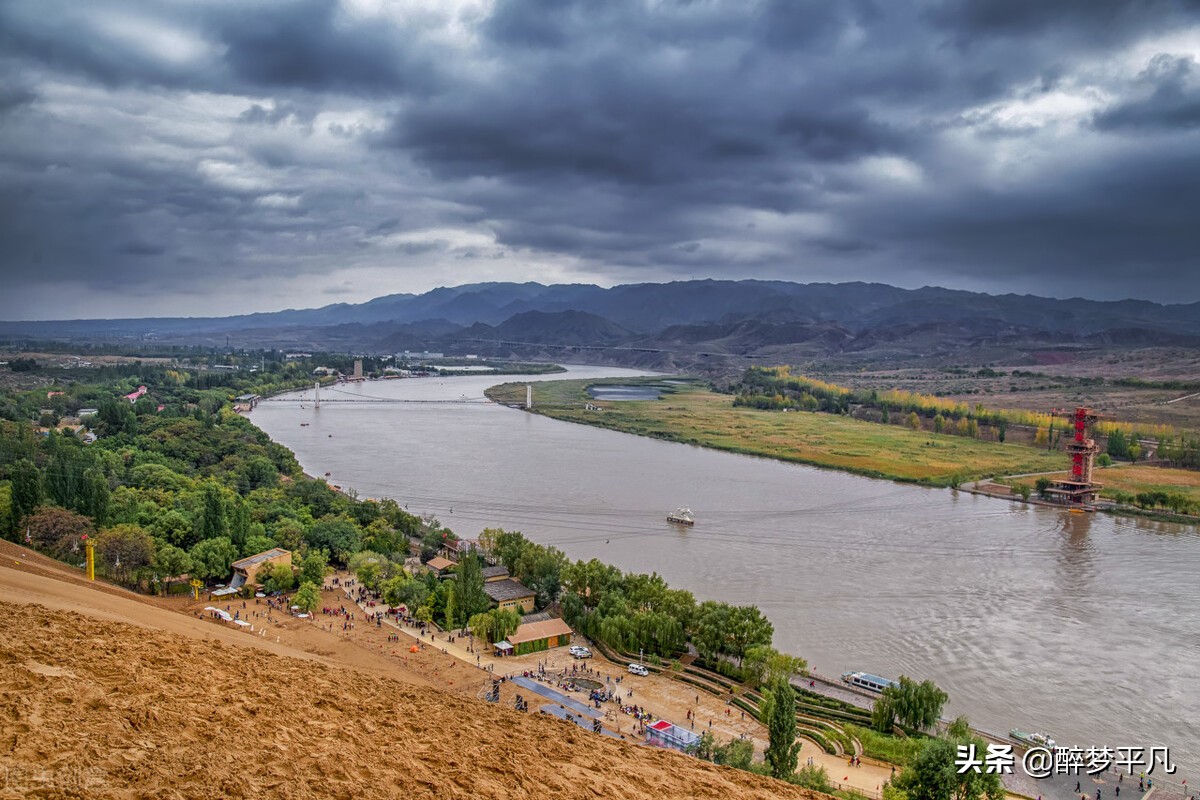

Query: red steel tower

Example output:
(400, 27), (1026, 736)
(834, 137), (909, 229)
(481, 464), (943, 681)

(1045, 407), (1102, 505)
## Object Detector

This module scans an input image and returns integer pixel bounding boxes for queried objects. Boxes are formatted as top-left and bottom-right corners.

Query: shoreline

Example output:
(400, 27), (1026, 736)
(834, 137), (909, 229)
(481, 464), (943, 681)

(248, 372), (1199, 786)
(484, 379), (1199, 527)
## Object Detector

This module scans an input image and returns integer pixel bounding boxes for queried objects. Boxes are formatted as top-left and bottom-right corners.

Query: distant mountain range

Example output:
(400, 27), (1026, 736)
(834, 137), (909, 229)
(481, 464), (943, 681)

(4, 280), (1199, 368)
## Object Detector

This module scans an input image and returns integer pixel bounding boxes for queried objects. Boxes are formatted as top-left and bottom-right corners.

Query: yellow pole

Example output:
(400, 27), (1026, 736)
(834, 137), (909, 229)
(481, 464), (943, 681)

(85, 540), (95, 581)
(191, 579), (202, 601)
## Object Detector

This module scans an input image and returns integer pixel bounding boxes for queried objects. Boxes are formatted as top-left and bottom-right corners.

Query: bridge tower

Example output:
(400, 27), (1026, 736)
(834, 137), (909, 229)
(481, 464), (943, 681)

(1045, 407), (1102, 506)
(314, 381), (321, 409)
(526, 384), (532, 410)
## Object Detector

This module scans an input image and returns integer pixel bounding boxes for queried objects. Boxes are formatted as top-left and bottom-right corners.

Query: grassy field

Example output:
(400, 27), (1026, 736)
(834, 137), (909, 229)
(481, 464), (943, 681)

(1003, 463), (1200, 504)
(488, 378), (1067, 487)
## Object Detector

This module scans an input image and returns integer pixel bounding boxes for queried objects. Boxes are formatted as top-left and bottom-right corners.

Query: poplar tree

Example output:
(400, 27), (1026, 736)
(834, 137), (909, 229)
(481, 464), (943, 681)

(763, 675), (800, 779)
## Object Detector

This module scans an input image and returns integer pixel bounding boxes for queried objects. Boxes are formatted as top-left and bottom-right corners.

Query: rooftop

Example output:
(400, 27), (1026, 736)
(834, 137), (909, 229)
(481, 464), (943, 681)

(483, 578), (535, 603)
(507, 618), (573, 646)
(426, 556), (456, 572)
(231, 548), (290, 569)
(482, 565), (510, 580)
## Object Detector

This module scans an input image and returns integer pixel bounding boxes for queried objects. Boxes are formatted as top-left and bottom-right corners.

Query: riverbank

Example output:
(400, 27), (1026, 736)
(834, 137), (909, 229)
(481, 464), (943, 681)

(486, 378), (1066, 488)
(251, 368), (1200, 782)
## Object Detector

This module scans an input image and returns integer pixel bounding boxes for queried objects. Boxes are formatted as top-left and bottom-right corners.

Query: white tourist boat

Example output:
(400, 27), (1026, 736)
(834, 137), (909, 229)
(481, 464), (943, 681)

(667, 508), (695, 526)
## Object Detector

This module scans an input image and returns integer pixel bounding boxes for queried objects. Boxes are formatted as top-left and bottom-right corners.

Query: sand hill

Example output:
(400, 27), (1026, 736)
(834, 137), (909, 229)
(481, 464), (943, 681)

(0, 543), (822, 799)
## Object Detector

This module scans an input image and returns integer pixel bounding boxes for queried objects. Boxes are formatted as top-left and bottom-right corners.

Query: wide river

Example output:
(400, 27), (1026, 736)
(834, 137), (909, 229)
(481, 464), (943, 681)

(251, 365), (1200, 779)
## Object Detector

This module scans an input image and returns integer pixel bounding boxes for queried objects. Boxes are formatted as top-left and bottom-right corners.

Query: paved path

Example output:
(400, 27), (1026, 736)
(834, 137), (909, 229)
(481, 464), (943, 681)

(512, 675), (601, 719)
(538, 703), (621, 738)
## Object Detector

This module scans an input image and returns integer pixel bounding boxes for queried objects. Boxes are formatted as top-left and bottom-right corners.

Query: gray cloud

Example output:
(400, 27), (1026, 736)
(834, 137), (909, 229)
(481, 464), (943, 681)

(1, 0), (1199, 319)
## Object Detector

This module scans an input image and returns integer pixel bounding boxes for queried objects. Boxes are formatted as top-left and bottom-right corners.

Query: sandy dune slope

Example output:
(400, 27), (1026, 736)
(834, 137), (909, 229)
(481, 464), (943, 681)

(0, 543), (823, 800)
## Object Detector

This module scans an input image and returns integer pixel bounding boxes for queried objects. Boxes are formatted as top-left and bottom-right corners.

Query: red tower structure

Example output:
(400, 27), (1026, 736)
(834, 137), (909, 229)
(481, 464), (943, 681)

(1045, 407), (1102, 506)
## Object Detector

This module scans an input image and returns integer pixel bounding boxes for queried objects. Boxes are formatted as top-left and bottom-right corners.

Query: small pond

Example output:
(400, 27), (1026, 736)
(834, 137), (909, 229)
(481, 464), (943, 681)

(587, 385), (662, 401)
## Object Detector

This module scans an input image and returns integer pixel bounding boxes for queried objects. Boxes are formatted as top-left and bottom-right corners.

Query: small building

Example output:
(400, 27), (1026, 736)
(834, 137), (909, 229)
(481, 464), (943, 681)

(77, 408), (99, 418)
(645, 720), (701, 752)
(124, 385), (148, 403)
(483, 578), (536, 614)
(498, 617), (573, 656)
(425, 556), (457, 576)
(235, 393), (260, 410)
(482, 565), (510, 582)
(442, 538), (477, 559)
(230, 548), (292, 586)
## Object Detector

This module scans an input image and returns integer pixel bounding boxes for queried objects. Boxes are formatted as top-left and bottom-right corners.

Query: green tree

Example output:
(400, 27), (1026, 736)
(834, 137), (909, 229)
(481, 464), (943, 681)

(95, 523), (156, 585)
(874, 677), (948, 734)
(743, 645), (806, 688)
(80, 466), (110, 524)
(894, 736), (1003, 800)
(306, 517), (361, 564)
(242, 534), (275, 558)
(791, 764), (833, 792)
(262, 562), (296, 593)
(467, 607), (521, 644)
(762, 675), (800, 779)
(1106, 428), (1129, 460)
(293, 581), (321, 614)
(152, 543), (193, 583)
(715, 737), (755, 771)
(1034, 477), (1051, 499)
(229, 496), (250, 553)
(197, 482), (228, 542)
(152, 509), (195, 549)
(0, 484), (11, 538)
(382, 574), (430, 611)
(189, 536), (238, 581)
(907, 411), (921, 431)
(350, 550), (391, 590)
(10, 458), (42, 531)
(933, 414), (944, 434)
(726, 604), (774, 665)
(453, 554), (491, 624)
(445, 580), (460, 629)
(298, 549), (330, 587)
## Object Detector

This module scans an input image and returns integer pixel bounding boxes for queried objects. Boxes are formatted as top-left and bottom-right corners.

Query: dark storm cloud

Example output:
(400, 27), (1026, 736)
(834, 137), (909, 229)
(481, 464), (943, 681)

(1, 0), (1199, 318)
(211, 0), (440, 95)
(1093, 55), (1200, 131)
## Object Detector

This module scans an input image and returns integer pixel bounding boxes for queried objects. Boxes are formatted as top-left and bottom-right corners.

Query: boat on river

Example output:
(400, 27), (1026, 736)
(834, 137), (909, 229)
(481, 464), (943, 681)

(1009, 729), (1056, 749)
(667, 508), (695, 526)
(841, 672), (899, 693)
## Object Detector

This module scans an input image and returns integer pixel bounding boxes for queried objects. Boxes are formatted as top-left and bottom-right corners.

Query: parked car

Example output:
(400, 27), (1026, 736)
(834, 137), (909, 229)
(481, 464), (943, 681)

(570, 646), (592, 659)
(627, 663), (649, 676)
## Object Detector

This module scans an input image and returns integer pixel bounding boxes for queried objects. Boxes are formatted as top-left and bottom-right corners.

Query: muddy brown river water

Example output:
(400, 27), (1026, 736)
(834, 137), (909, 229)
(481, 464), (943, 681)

(251, 365), (1200, 780)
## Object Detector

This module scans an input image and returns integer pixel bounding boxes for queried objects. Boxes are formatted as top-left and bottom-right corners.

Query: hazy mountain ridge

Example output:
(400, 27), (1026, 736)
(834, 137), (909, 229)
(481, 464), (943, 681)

(3, 281), (1199, 366)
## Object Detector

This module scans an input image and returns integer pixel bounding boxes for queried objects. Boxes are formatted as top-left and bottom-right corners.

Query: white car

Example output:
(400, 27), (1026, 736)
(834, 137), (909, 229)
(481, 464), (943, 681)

(570, 646), (592, 659)
(627, 663), (649, 676)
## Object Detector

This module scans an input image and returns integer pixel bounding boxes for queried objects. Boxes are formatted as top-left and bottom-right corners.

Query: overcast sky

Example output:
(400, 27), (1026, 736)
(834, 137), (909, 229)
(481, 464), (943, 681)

(1, 0), (1199, 320)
